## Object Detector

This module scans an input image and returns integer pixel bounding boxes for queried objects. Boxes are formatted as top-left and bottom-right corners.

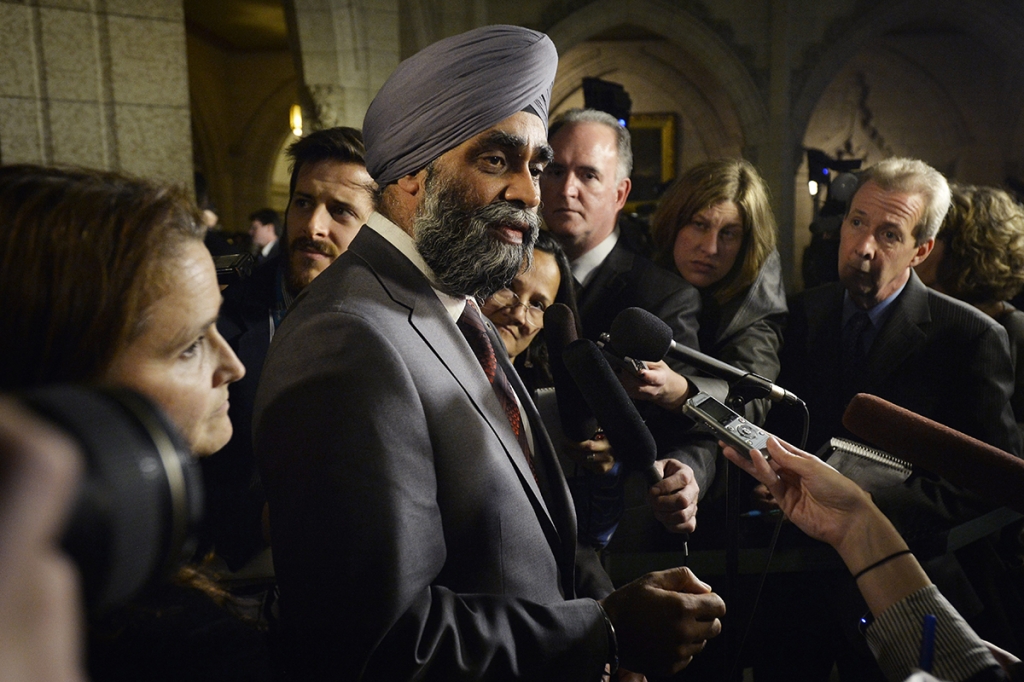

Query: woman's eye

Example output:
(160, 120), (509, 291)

(181, 336), (204, 359)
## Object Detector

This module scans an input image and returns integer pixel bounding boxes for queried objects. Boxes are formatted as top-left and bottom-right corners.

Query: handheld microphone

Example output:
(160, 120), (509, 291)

(562, 338), (661, 485)
(543, 304), (599, 442)
(842, 393), (1024, 515)
(607, 307), (802, 406)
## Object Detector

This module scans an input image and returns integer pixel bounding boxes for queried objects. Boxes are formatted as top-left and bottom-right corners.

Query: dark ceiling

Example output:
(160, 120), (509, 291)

(184, 0), (288, 51)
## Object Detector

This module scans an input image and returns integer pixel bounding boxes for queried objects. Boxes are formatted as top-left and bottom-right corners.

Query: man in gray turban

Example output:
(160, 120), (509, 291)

(254, 24), (724, 681)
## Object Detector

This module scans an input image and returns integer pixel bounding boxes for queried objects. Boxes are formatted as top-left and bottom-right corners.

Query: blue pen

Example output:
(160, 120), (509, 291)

(919, 614), (937, 672)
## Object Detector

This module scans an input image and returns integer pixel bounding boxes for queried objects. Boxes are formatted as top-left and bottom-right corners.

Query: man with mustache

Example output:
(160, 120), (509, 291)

(254, 25), (725, 681)
(203, 127), (375, 570)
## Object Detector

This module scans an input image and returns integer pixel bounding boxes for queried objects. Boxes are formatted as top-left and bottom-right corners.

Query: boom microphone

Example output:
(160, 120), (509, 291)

(562, 338), (661, 485)
(842, 393), (1024, 515)
(543, 304), (599, 442)
(607, 307), (802, 406)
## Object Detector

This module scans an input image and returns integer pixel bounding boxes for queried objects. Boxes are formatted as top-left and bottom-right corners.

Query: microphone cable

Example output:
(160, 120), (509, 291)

(727, 400), (809, 681)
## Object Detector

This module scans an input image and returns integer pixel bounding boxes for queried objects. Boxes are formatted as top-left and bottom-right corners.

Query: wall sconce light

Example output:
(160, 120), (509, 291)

(290, 105), (303, 137)
(808, 179), (819, 196)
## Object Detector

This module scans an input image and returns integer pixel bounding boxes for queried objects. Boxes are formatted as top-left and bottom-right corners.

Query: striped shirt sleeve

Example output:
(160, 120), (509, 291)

(866, 585), (1001, 682)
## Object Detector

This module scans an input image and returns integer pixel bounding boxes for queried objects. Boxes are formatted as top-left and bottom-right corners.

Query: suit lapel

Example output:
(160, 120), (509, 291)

(350, 228), (561, 545)
(496, 343), (578, 591)
(866, 272), (929, 389)
(578, 242), (632, 324)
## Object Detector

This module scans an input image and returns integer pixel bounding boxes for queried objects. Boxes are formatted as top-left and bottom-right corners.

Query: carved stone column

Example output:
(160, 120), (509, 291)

(287, 0), (399, 131)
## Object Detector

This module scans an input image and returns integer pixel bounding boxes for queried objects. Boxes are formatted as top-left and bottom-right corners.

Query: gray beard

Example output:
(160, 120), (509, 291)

(414, 170), (540, 300)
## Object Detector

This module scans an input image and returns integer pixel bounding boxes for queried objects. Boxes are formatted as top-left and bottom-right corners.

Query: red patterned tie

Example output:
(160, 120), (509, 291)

(457, 302), (537, 481)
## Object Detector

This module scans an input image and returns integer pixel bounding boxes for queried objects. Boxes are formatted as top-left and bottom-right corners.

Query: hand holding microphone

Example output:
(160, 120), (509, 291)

(563, 338), (699, 534)
(607, 307), (802, 406)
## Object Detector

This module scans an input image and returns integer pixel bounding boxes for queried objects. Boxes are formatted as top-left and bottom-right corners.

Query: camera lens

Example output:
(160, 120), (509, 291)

(22, 386), (203, 615)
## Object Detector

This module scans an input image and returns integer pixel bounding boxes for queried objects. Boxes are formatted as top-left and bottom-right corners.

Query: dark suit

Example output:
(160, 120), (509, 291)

(253, 224), (612, 680)
(576, 240), (700, 356)
(573, 239), (717, 553)
(202, 256), (285, 569)
(771, 271), (1020, 458)
(757, 271), (1023, 680)
(256, 239), (280, 265)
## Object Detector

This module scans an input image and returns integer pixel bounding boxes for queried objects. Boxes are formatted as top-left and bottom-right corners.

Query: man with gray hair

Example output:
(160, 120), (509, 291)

(771, 156), (1019, 454)
(541, 108), (715, 549)
(254, 26), (724, 681)
(762, 157), (1021, 680)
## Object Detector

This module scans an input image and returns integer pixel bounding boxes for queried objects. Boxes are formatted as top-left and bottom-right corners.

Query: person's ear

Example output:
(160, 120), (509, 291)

(614, 177), (632, 211)
(396, 168), (428, 199)
(909, 237), (934, 268)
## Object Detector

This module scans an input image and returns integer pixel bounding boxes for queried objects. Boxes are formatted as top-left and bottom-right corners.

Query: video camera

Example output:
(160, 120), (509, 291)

(21, 386), (203, 616)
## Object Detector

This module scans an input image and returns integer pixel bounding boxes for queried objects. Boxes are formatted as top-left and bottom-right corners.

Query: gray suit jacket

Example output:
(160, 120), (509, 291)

(254, 226), (611, 681)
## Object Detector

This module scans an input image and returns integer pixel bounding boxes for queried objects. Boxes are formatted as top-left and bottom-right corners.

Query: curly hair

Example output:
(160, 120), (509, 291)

(651, 158), (776, 305)
(932, 184), (1024, 304)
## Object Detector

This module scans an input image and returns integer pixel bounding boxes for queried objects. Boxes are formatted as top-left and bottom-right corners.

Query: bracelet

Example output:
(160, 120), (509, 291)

(596, 602), (619, 675)
(852, 549), (912, 581)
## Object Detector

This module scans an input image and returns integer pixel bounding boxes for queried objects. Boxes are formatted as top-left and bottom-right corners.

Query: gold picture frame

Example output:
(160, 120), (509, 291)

(624, 113), (677, 214)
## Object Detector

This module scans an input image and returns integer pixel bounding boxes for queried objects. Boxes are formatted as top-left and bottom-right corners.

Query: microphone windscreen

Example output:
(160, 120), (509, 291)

(608, 307), (673, 361)
(543, 304), (598, 442)
(843, 393), (1024, 514)
(562, 338), (659, 474)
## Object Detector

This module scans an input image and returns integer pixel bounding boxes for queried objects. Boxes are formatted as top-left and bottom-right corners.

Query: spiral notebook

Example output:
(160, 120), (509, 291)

(817, 437), (913, 492)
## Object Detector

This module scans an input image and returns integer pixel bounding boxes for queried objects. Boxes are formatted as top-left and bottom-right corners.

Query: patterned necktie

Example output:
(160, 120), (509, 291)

(457, 302), (537, 481)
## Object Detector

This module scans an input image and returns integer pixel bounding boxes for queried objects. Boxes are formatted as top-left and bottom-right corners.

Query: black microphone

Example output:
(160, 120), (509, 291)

(607, 307), (802, 406)
(562, 338), (661, 485)
(543, 304), (599, 442)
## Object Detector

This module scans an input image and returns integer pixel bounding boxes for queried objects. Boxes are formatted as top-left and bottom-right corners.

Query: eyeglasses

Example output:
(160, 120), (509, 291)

(488, 288), (547, 324)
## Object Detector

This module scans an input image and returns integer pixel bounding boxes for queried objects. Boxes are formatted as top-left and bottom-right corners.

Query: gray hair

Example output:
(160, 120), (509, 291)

(853, 157), (951, 245)
(549, 108), (633, 182)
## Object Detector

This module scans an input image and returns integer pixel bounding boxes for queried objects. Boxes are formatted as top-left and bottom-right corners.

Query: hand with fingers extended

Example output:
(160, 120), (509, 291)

(600, 566), (725, 678)
(648, 459), (699, 534)
(719, 435), (877, 549)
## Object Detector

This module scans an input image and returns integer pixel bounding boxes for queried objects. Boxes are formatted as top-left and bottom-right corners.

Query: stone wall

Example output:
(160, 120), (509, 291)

(0, 0), (192, 188)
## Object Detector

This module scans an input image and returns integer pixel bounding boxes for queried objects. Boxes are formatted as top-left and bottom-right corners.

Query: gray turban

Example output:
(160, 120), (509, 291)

(364, 25), (558, 187)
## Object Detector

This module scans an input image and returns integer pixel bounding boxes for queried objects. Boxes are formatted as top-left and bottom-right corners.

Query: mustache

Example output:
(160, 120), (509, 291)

(289, 236), (340, 259)
(477, 201), (541, 235)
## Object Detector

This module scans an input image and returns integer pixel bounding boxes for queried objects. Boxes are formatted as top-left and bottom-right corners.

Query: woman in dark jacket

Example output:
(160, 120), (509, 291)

(626, 158), (787, 426)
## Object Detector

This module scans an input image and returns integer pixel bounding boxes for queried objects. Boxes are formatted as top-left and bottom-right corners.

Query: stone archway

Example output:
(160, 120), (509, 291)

(545, 0), (767, 151)
(550, 40), (746, 166)
(790, 0), (1024, 289)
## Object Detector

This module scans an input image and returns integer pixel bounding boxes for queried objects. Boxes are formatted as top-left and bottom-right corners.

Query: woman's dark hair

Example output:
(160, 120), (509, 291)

(512, 230), (579, 390)
(0, 165), (205, 390)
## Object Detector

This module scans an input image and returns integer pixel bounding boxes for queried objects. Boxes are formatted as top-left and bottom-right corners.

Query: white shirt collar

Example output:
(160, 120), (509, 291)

(570, 227), (619, 287)
(260, 239), (276, 258)
(365, 212), (467, 322)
